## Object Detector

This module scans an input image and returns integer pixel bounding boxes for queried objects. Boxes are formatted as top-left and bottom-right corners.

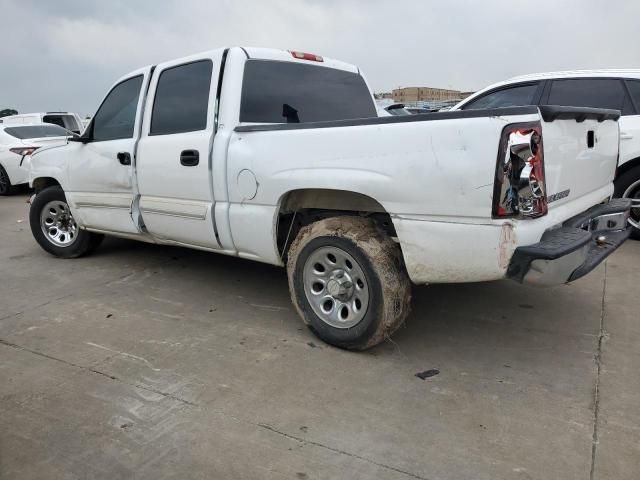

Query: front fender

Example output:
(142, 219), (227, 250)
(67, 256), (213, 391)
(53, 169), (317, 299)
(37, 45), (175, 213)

(29, 143), (74, 189)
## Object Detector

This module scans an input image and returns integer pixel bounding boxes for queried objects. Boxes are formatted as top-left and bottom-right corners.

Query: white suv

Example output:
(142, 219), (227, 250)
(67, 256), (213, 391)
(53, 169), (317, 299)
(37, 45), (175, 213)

(452, 70), (640, 238)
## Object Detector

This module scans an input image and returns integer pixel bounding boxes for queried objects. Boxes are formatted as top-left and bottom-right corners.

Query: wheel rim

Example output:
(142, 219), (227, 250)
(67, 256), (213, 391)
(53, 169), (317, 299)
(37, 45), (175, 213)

(40, 200), (79, 247)
(303, 246), (370, 329)
(623, 179), (640, 230)
(0, 167), (8, 194)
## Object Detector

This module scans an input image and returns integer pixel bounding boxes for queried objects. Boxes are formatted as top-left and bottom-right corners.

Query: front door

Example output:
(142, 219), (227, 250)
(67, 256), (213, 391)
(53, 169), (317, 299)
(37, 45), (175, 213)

(65, 69), (151, 234)
(136, 54), (221, 249)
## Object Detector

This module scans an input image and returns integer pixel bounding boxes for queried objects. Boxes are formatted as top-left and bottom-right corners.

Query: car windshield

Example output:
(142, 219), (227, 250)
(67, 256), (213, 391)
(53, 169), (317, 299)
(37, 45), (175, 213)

(3, 125), (70, 139)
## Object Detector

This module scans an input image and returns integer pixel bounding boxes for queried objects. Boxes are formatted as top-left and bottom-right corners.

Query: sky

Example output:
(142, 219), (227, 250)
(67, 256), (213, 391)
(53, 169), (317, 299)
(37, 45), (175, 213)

(1, 0), (639, 116)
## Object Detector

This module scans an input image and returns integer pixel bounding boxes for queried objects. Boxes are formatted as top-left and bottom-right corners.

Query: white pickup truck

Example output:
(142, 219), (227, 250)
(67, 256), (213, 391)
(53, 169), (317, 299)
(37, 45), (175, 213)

(28, 47), (632, 350)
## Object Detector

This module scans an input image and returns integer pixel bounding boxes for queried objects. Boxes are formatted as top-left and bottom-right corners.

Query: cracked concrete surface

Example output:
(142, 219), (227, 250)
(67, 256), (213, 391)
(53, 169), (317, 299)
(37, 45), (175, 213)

(0, 194), (639, 479)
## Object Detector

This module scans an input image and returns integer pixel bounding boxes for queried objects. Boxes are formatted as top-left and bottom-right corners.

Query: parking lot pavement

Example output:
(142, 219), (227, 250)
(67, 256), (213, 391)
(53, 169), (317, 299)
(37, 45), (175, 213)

(0, 193), (638, 480)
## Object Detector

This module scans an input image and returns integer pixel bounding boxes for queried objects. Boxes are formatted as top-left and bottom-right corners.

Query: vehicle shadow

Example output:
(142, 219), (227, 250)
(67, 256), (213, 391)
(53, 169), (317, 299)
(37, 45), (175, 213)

(93, 236), (602, 371)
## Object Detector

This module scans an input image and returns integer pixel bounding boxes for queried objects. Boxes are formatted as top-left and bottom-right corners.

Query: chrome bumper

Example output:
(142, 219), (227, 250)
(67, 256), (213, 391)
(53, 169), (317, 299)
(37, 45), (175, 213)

(507, 198), (632, 287)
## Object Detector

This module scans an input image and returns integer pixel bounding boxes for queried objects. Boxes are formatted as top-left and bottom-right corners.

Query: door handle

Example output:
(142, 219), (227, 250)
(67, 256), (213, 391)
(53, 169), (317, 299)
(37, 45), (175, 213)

(117, 152), (131, 165)
(180, 150), (199, 166)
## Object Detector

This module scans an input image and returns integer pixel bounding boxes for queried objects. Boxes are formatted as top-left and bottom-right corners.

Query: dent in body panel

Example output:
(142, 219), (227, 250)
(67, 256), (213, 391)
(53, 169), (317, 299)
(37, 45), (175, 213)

(498, 223), (516, 270)
(394, 216), (509, 284)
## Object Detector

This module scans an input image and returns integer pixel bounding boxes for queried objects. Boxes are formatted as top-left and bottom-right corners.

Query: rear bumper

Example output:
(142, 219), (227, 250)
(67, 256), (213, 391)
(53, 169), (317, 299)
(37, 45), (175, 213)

(507, 198), (632, 287)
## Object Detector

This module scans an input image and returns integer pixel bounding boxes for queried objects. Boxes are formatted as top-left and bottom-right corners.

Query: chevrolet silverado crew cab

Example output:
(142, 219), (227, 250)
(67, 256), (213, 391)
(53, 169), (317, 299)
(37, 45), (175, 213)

(452, 70), (640, 238)
(28, 47), (632, 350)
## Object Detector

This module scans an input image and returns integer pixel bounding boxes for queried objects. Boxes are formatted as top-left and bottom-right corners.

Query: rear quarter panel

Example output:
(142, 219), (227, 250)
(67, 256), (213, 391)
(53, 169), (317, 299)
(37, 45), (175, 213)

(225, 113), (539, 270)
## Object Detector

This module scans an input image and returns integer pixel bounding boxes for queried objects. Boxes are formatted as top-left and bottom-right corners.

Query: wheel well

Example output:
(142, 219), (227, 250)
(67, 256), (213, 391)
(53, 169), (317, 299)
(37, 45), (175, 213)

(617, 157), (640, 179)
(276, 189), (397, 258)
(32, 177), (61, 193)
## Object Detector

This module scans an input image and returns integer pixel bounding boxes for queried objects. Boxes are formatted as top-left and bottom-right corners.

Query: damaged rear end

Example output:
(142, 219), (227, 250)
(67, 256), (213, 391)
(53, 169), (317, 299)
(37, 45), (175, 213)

(496, 106), (632, 286)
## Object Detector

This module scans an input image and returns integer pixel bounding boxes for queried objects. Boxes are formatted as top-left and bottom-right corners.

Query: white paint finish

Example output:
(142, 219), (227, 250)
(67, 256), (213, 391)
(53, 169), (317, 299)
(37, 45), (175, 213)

(226, 114), (540, 220)
(70, 192), (133, 209)
(541, 117), (619, 208)
(619, 114), (640, 167)
(139, 197), (208, 219)
(60, 66), (153, 234)
(136, 51), (223, 250)
(236, 169), (258, 200)
(228, 203), (280, 264)
(0, 149), (30, 185)
(395, 183), (613, 284)
(393, 217), (507, 283)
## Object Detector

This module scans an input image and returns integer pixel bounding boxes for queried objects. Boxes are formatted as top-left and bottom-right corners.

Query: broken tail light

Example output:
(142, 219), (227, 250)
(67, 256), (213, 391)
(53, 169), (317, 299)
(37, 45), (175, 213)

(493, 122), (547, 219)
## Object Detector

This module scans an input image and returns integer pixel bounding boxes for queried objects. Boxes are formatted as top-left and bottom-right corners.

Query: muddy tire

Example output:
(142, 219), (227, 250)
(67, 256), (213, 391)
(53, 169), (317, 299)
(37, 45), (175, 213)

(287, 216), (411, 350)
(29, 186), (104, 258)
(614, 165), (640, 240)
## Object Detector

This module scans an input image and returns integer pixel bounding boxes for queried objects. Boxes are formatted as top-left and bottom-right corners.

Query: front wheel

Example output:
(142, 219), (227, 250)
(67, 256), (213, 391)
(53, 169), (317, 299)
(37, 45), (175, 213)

(287, 216), (412, 350)
(614, 165), (640, 240)
(29, 186), (103, 258)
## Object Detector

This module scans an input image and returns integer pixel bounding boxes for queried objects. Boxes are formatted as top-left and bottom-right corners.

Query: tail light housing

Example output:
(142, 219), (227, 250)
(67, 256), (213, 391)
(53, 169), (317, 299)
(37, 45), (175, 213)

(10, 147), (39, 157)
(493, 122), (547, 219)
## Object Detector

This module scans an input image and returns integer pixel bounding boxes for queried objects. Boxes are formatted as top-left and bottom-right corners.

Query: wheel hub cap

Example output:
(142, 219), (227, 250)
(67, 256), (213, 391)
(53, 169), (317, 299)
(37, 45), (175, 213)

(40, 200), (78, 247)
(623, 179), (640, 230)
(303, 246), (370, 329)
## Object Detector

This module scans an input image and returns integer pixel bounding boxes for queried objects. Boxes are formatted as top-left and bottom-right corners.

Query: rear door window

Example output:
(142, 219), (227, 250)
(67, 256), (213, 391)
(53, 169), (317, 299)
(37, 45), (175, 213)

(150, 60), (213, 136)
(240, 60), (377, 123)
(461, 83), (539, 110)
(547, 78), (632, 114)
(92, 75), (144, 141)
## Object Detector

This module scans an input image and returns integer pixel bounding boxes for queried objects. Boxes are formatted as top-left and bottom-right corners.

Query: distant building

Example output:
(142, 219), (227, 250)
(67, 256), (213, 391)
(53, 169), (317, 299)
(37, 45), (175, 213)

(392, 87), (472, 103)
(374, 92), (394, 100)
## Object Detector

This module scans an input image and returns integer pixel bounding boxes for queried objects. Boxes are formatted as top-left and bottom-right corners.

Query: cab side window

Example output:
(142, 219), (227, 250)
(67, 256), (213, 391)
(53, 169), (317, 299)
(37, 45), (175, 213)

(547, 78), (633, 115)
(150, 60), (213, 136)
(92, 76), (143, 141)
(625, 80), (640, 114)
(461, 83), (539, 110)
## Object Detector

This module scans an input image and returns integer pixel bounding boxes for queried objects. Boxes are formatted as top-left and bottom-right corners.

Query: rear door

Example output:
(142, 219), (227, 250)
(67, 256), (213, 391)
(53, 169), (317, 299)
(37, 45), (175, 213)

(65, 69), (151, 234)
(136, 53), (222, 249)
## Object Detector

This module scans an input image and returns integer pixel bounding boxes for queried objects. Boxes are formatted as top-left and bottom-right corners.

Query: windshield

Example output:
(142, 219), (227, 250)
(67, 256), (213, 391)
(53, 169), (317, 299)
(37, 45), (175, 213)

(3, 125), (70, 139)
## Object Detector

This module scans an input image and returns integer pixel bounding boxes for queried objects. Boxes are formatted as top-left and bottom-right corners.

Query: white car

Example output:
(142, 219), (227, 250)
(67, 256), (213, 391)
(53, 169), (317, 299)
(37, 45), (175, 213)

(452, 69), (640, 238)
(28, 47), (631, 350)
(0, 124), (70, 195)
(1, 112), (84, 135)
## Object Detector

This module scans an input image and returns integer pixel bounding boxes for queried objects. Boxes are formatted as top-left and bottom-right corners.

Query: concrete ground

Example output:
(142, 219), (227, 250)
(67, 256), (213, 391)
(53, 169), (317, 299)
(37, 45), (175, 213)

(0, 193), (638, 480)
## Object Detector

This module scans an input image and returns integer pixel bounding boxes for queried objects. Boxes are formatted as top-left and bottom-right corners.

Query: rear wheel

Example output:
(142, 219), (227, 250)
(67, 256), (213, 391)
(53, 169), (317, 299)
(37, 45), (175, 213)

(287, 216), (411, 350)
(614, 166), (640, 240)
(29, 186), (103, 258)
(0, 165), (15, 196)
